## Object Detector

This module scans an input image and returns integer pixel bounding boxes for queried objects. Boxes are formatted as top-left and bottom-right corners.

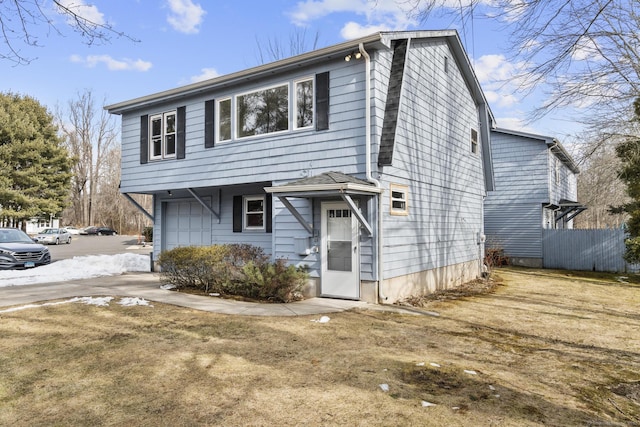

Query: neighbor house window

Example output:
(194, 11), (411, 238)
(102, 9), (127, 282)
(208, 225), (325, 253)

(149, 111), (176, 160)
(218, 98), (232, 142)
(244, 195), (265, 230)
(236, 84), (289, 138)
(471, 128), (478, 154)
(295, 77), (314, 129)
(390, 184), (409, 215)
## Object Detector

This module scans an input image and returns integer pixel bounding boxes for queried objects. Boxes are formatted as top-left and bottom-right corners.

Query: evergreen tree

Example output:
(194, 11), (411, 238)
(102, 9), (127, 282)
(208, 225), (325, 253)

(0, 93), (72, 229)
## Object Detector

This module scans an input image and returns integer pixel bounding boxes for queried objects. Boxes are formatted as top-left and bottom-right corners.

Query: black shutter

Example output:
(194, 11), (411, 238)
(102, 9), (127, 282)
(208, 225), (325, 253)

(140, 115), (148, 164)
(204, 99), (215, 148)
(315, 71), (329, 131)
(176, 106), (186, 159)
(233, 195), (243, 232)
(266, 194), (272, 233)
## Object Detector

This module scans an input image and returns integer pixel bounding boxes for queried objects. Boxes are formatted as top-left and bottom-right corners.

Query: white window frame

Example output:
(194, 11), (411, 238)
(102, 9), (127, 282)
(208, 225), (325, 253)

(244, 195), (266, 231)
(471, 128), (478, 155)
(217, 97), (232, 142)
(293, 76), (314, 130)
(235, 83), (290, 140)
(390, 184), (409, 216)
(149, 111), (176, 161)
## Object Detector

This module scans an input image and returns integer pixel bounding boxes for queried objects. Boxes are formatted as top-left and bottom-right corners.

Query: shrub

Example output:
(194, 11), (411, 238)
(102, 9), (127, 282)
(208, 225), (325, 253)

(142, 226), (153, 243)
(157, 244), (309, 302)
(241, 259), (307, 303)
(624, 236), (640, 264)
(485, 247), (509, 268)
(158, 245), (229, 293)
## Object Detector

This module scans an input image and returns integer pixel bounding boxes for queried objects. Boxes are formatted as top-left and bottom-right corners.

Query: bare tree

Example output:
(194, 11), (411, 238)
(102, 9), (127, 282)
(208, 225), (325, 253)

(575, 136), (629, 228)
(0, 0), (137, 65)
(255, 28), (320, 63)
(411, 1), (639, 128)
(57, 90), (116, 226)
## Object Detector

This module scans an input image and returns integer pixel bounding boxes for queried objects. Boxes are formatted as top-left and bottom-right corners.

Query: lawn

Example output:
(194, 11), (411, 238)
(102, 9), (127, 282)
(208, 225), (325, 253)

(0, 267), (639, 426)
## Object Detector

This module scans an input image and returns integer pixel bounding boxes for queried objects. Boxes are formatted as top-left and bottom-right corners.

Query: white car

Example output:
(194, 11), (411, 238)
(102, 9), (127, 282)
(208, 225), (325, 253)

(33, 228), (72, 245)
(65, 227), (82, 235)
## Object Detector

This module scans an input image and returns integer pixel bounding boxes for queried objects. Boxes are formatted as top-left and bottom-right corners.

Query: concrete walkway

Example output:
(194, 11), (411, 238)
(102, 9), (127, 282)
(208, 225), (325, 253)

(0, 273), (375, 316)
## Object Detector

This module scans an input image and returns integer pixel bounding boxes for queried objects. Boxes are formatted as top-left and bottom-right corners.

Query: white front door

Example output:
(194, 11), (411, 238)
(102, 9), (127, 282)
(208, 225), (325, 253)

(321, 202), (359, 299)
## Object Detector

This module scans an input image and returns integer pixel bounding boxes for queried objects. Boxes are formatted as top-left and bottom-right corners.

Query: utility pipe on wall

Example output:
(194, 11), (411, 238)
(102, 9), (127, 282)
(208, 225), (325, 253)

(359, 42), (387, 303)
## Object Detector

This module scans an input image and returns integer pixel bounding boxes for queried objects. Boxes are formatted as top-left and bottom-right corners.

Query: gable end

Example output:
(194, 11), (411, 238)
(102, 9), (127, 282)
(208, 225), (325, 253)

(378, 39), (408, 166)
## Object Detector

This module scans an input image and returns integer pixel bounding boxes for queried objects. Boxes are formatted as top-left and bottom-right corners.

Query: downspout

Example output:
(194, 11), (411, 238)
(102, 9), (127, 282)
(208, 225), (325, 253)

(359, 42), (387, 303)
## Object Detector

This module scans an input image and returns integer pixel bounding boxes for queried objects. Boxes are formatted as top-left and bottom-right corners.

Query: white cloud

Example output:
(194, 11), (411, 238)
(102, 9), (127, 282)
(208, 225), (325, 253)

(340, 22), (390, 39)
(288, 0), (416, 39)
(495, 116), (534, 132)
(70, 54), (152, 72)
(166, 0), (206, 34)
(190, 68), (220, 83)
(56, 0), (105, 25)
(473, 54), (536, 107)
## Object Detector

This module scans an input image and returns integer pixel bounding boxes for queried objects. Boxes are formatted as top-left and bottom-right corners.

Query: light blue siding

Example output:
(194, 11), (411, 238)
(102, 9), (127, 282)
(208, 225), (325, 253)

(375, 39), (485, 279)
(120, 60), (369, 194)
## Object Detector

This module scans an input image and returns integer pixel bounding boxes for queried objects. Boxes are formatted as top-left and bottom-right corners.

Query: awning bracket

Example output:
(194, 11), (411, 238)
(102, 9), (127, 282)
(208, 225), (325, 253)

(123, 193), (154, 222)
(278, 196), (313, 234)
(341, 194), (373, 235)
(188, 188), (221, 223)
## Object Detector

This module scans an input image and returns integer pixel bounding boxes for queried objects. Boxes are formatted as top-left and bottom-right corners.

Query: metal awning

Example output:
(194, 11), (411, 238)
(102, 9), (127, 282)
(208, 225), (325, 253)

(548, 199), (587, 223)
(264, 172), (382, 235)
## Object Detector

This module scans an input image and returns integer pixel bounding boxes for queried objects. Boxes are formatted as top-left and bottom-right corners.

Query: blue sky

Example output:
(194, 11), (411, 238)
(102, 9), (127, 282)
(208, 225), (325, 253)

(1, 0), (583, 142)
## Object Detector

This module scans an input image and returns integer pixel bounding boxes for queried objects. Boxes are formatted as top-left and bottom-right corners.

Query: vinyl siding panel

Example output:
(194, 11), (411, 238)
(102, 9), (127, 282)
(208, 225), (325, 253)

(485, 203), (542, 258)
(485, 131), (549, 204)
(376, 39), (484, 279)
(120, 61), (368, 194)
(152, 183), (273, 260)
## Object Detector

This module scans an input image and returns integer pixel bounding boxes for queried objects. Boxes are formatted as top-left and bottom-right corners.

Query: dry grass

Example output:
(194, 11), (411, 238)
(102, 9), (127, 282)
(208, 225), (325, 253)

(1, 267), (639, 426)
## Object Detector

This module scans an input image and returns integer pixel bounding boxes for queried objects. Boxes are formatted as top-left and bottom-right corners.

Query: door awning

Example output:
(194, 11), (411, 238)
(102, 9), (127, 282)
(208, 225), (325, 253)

(264, 172), (382, 235)
(264, 171), (382, 198)
(547, 199), (587, 223)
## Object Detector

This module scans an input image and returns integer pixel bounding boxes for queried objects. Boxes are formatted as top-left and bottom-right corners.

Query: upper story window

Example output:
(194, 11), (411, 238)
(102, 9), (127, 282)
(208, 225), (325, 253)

(150, 111), (176, 160)
(295, 77), (314, 129)
(218, 98), (231, 142)
(390, 184), (409, 215)
(237, 84), (289, 138)
(210, 74), (327, 145)
(471, 128), (478, 154)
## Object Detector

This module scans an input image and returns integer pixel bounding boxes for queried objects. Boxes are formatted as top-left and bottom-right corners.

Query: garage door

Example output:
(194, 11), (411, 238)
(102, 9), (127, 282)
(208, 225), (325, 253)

(163, 200), (212, 250)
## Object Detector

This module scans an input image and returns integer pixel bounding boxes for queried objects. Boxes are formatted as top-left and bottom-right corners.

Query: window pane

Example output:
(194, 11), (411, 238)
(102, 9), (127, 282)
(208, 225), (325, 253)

(237, 85), (288, 138)
(165, 113), (176, 134)
(165, 134), (176, 155)
(151, 117), (162, 137)
(392, 200), (406, 210)
(296, 79), (313, 128)
(246, 199), (263, 213)
(246, 213), (264, 227)
(152, 137), (162, 157)
(219, 99), (231, 141)
(392, 191), (405, 200)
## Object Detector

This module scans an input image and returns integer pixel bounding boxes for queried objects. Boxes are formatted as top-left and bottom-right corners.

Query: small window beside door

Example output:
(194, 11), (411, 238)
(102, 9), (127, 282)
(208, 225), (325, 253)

(390, 183), (409, 216)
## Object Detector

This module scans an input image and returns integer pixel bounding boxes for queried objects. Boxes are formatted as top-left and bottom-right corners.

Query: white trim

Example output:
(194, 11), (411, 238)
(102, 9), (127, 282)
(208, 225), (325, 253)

(265, 182), (382, 195)
(390, 183), (409, 216)
(216, 97), (232, 142)
(293, 76), (314, 130)
(148, 111), (176, 161)
(243, 195), (266, 231)
(235, 82), (290, 140)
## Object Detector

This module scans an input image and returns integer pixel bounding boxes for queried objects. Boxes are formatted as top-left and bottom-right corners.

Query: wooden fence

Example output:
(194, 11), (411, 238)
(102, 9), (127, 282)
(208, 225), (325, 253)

(542, 228), (638, 273)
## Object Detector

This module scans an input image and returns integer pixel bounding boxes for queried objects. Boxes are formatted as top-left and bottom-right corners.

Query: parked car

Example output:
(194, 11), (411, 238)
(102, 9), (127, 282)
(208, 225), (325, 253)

(0, 228), (51, 269)
(33, 228), (72, 245)
(65, 227), (82, 235)
(83, 226), (117, 236)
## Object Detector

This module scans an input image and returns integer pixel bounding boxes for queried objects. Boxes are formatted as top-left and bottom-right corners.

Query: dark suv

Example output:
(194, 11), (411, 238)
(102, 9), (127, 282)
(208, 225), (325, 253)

(0, 228), (51, 269)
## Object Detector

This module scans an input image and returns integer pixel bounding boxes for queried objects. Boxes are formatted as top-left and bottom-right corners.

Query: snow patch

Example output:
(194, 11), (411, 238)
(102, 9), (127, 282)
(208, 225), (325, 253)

(0, 253), (150, 287)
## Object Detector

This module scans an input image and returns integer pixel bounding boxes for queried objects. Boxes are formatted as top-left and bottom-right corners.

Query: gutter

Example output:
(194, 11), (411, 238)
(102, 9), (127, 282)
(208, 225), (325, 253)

(359, 42), (387, 304)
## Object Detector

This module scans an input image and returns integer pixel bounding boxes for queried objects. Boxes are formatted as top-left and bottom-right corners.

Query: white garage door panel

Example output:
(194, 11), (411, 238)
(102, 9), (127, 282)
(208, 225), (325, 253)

(164, 200), (212, 250)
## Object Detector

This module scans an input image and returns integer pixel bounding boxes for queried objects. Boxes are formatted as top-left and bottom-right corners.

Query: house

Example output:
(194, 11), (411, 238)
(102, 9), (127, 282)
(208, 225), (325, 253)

(484, 128), (585, 268)
(106, 30), (495, 304)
